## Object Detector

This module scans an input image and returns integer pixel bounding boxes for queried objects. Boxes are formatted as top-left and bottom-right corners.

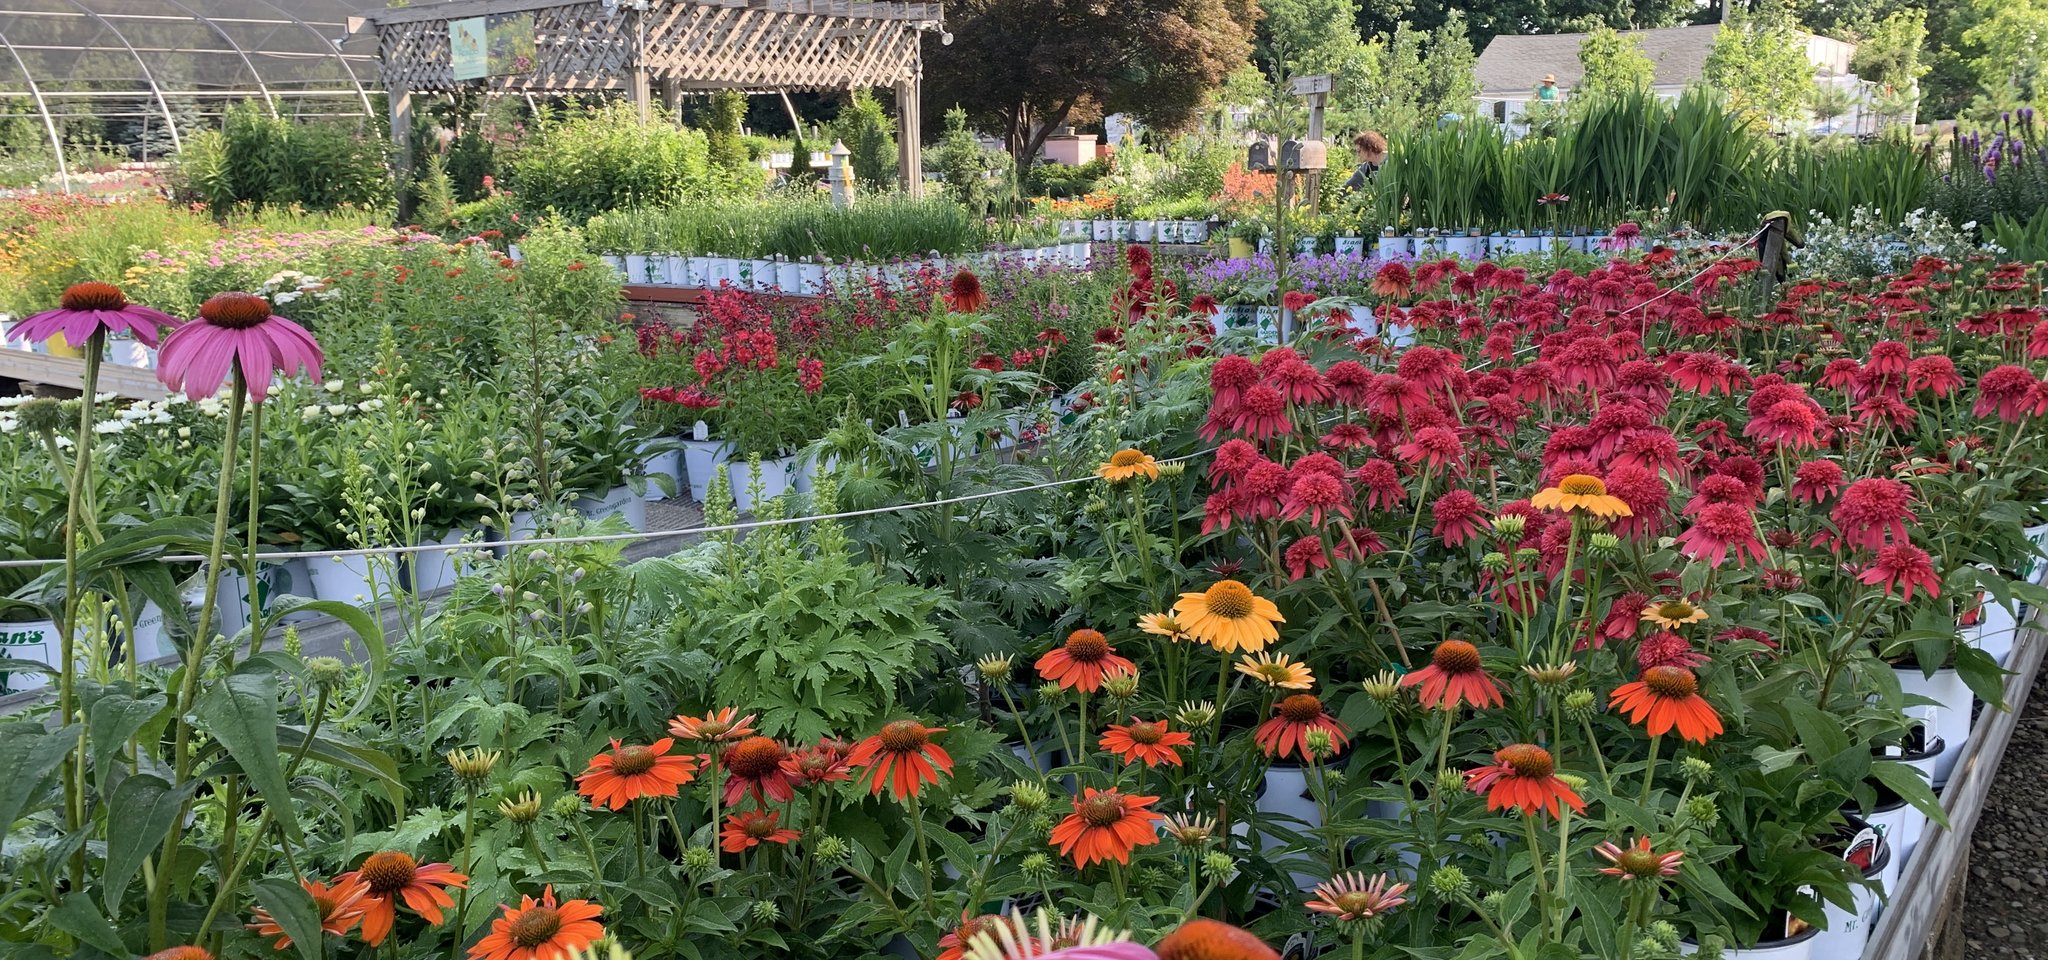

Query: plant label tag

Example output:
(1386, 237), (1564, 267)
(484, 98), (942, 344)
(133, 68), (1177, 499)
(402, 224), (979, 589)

(1845, 829), (1880, 870)
(693, 421), (709, 442)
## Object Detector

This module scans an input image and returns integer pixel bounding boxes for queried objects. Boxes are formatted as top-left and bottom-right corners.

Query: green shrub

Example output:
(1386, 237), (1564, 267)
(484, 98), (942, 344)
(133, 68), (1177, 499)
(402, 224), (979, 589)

(1028, 158), (1109, 198)
(506, 102), (737, 219)
(169, 101), (392, 214)
(833, 89), (898, 187)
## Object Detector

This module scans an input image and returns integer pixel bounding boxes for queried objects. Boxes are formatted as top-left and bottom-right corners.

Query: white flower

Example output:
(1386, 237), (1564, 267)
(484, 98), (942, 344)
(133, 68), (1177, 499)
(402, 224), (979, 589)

(359, 398), (385, 412)
(325, 404), (349, 417)
(324, 381), (344, 393)
(301, 405), (321, 420)
(93, 420), (127, 435)
(177, 426), (191, 439)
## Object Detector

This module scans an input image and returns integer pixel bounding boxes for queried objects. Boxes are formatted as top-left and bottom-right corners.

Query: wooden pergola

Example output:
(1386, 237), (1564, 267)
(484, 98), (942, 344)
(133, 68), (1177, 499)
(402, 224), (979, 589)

(362, 0), (942, 193)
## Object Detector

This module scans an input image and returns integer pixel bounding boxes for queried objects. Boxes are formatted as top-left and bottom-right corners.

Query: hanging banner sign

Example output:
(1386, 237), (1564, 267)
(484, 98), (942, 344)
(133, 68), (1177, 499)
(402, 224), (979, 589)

(449, 16), (488, 80)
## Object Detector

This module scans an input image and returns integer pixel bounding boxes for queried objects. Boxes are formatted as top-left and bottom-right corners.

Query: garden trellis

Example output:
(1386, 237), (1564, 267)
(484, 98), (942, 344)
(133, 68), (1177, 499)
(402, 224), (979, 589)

(365, 0), (942, 193)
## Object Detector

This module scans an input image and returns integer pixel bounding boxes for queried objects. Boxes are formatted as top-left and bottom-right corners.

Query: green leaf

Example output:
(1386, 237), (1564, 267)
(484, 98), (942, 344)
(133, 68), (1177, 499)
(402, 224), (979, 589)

(252, 878), (326, 960)
(86, 688), (167, 795)
(1870, 760), (1949, 828)
(1955, 644), (2009, 709)
(102, 774), (199, 916)
(0, 720), (80, 846)
(274, 725), (406, 815)
(247, 596), (387, 721)
(50, 893), (127, 956)
(194, 672), (301, 842)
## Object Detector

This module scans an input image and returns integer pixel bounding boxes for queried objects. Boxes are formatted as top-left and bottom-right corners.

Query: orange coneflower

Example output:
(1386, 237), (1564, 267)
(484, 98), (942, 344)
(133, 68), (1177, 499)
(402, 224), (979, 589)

(1136, 612), (1192, 642)
(1465, 744), (1585, 819)
(1100, 718), (1193, 768)
(1050, 787), (1163, 867)
(1593, 836), (1684, 881)
(940, 913), (1005, 960)
(721, 735), (797, 806)
(1398, 639), (1504, 710)
(1609, 666), (1724, 743)
(781, 738), (852, 785)
(946, 269), (989, 313)
(1099, 448), (1162, 483)
(574, 738), (700, 810)
(1254, 694), (1351, 760)
(337, 850), (469, 946)
(1530, 474), (1632, 519)
(143, 949), (215, 960)
(846, 719), (953, 800)
(466, 885), (604, 960)
(1305, 871), (1411, 921)
(1036, 629), (1137, 693)
(1641, 598), (1708, 630)
(1234, 651), (1315, 689)
(248, 876), (369, 949)
(1173, 579), (1285, 653)
(1156, 919), (1281, 960)
(668, 708), (757, 742)
(720, 810), (802, 852)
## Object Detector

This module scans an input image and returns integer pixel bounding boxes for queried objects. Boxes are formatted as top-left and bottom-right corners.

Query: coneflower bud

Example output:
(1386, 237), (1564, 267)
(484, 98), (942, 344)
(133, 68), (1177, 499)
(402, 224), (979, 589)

(1647, 921), (1680, 949)
(1522, 661), (1578, 687)
(306, 656), (347, 691)
(1157, 462), (1187, 478)
(1490, 514), (1526, 540)
(1009, 780), (1051, 812)
(813, 835), (850, 863)
(568, 942), (634, 960)
(1434, 767), (1465, 796)
(682, 846), (716, 872)
(1037, 682), (1066, 703)
(445, 747), (501, 788)
(1677, 795), (1720, 831)
(1514, 547), (1541, 565)
(1020, 853), (1056, 881)
(1362, 670), (1403, 704)
(750, 901), (782, 923)
(1480, 551), (1511, 574)
(1555, 772), (1587, 792)
(976, 654), (1014, 682)
(17, 397), (64, 435)
(1084, 498), (1112, 515)
(1429, 866), (1471, 898)
(1175, 700), (1217, 728)
(1323, 769), (1346, 789)
(1304, 728), (1335, 759)
(1587, 532), (1620, 557)
(1481, 891), (1508, 914)
(1202, 852), (1238, 881)
(1563, 688), (1597, 721)
(498, 789), (543, 825)
(551, 794), (584, 819)
(1680, 756), (1714, 784)
(1102, 670), (1141, 700)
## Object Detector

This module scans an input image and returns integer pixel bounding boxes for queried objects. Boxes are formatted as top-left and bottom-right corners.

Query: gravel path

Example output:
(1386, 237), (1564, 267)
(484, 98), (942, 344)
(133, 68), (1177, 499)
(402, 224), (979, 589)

(1961, 660), (2048, 958)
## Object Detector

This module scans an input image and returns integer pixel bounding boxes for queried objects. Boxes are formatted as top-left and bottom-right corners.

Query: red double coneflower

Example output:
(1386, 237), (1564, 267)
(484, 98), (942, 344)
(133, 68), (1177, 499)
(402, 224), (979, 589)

(1859, 542), (1940, 600)
(1829, 477), (1917, 552)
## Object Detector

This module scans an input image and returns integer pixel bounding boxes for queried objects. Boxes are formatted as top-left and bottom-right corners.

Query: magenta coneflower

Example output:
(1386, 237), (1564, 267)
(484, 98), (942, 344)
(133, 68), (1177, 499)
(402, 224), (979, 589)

(1829, 477), (1916, 553)
(1859, 542), (1940, 601)
(1789, 459), (1846, 504)
(157, 292), (323, 402)
(1432, 489), (1487, 546)
(1674, 503), (1768, 568)
(11, 281), (177, 348)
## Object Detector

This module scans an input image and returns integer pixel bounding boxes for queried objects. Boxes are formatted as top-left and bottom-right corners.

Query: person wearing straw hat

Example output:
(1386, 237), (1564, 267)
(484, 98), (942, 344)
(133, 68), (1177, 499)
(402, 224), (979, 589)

(1536, 74), (1561, 101)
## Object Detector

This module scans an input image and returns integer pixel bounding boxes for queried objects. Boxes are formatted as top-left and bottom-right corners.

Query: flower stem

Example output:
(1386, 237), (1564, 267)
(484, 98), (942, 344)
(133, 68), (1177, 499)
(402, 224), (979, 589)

(908, 792), (937, 925)
(452, 784), (478, 960)
(59, 329), (105, 889)
(1521, 814), (1554, 943)
(1639, 734), (1664, 807)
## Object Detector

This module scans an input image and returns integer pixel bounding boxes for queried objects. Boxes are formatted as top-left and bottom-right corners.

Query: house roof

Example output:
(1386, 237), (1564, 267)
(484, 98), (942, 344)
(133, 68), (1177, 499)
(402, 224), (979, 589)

(1475, 23), (1725, 98)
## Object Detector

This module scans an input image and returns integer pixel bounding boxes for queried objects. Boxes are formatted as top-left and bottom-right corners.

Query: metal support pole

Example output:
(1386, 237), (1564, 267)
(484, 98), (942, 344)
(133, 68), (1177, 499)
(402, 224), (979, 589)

(0, 30), (71, 194)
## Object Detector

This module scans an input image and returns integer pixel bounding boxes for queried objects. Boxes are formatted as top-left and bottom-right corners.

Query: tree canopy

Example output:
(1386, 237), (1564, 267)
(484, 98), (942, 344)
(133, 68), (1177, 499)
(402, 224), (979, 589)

(1575, 25), (1657, 99)
(925, 0), (1256, 172)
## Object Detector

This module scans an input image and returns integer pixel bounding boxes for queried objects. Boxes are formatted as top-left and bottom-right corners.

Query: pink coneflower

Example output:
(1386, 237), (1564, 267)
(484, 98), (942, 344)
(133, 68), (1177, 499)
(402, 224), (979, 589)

(10, 281), (176, 348)
(1209, 355), (1260, 412)
(1395, 426), (1466, 474)
(1790, 459), (1846, 504)
(1907, 355), (1962, 397)
(1674, 503), (1768, 568)
(1682, 474), (1756, 516)
(1283, 536), (1330, 581)
(1280, 470), (1353, 525)
(1636, 631), (1706, 670)
(1325, 360), (1374, 407)
(1352, 460), (1406, 510)
(1859, 542), (1940, 601)
(1830, 478), (1916, 553)
(1867, 340), (1909, 376)
(1973, 365), (2038, 422)
(1744, 396), (1826, 450)
(1432, 489), (1486, 546)
(1319, 423), (1372, 450)
(1230, 385), (1292, 440)
(157, 292), (323, 402)
(1306, 872), (1410, 921)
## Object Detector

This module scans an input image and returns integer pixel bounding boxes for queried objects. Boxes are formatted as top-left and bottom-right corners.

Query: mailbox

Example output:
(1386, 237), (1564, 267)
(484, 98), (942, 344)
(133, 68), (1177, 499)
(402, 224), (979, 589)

(1246, 139), (1275, 172)
(1281, 138), (1328, 171)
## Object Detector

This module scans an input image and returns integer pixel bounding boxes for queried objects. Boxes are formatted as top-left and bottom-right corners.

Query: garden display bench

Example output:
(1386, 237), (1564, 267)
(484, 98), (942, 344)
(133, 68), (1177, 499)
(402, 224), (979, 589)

(0, 345), (168, 399)
(1868, 605), (2048, 959)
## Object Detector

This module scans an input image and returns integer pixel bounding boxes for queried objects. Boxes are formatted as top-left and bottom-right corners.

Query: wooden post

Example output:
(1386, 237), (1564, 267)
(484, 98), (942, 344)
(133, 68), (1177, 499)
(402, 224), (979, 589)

(390, 81), (414, 218)
(629, 6), (652, 123)
(896, 35), (923, 196)
(1275, 167), (1293, 342)
(1757, 212), (1791, 299)
(1303, 90), (1327, 210)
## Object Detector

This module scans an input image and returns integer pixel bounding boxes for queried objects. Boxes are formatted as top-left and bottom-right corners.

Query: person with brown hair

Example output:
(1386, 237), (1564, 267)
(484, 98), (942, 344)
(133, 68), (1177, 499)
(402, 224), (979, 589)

(1343, 130), (1387, 191)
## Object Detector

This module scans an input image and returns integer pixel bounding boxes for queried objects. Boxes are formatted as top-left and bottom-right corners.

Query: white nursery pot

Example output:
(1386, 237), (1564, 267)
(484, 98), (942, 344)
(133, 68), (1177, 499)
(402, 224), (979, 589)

(1091, 220), (1112, 242)
(573, 484), (649, 533)
(600, 254), (626, 276)
(1810, 834), (1890, 959)
(776, 261), (804, 293)
(726, 456), (793, 514)
(1181, 220), (1210, 243)
(706, 257), (739, 288)
(1376, 234), (1409, 259)
(404, 528), (472, 595)
(682, 437), (734, 503)
(645, 255), (671, 285)
(1441, 234), (1483, 259)
(2021, 519), (2048, 584)
(748, 259), (778, 292)
(662, 255), (689, 285)
(1680, 927), (1820, 958)
(1894, 664), (1971, 787)
(623, 254), (650, 284)
(1132, 219), (1157, 242)
(1967, 597), (2018, 667)
(308, 553), (382, 607)
(638, 438), (683, 502)
(1334, 236), (1366, 256)
(1256, 763), (1324, 892)
(799, 263), (827, 296)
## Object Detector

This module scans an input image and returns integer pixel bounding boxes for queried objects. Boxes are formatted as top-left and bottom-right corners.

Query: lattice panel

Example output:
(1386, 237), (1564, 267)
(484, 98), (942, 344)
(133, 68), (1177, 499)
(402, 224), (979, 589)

(377, 1), (633, 92)
(374, 0), (938, 93)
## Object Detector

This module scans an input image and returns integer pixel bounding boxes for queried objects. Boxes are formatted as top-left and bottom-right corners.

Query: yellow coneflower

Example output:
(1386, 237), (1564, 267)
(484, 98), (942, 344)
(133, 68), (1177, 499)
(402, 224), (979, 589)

(1137, 612), (1193, 642)
(1098, 448), (1161, 484)
(1234, 651), (1315, 689)
(1529, 474), (1632, 519)
(1172, 579), (1285, 653)
(1640, 598), (1708, 630)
